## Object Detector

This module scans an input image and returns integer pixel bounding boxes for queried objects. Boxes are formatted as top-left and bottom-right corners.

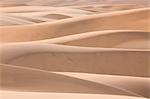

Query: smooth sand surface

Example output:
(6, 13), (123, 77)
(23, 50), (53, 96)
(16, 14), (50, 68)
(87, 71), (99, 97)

(1, 64), (149, 97)
(31, 30), (149, 49)
(1, 7), (150, 42)
(0, 2), (149, 99)
(0, 43), (149, 77)
(1, 0), (149, 6)
(1, 91), (147, 99)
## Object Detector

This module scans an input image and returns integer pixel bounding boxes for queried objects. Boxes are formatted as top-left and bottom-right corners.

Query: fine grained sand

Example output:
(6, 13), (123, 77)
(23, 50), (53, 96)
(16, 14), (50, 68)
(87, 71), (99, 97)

(0, 1), (150, 99)
(0, 43), (149, 77)
(1, 7), (150, 42)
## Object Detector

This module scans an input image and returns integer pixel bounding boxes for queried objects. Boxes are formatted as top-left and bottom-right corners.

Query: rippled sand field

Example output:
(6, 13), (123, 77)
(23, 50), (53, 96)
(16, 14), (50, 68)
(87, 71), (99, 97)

(0, 0), (150, 99)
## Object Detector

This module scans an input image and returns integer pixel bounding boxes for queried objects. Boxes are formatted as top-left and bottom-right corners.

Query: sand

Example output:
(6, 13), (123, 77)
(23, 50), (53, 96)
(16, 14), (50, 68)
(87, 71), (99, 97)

(1, 7), (150, 42)
(0, 1), (150, 99)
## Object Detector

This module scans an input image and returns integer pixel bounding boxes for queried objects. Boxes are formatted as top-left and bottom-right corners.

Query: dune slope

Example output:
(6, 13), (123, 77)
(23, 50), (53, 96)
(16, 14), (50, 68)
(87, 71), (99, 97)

(0, 3), (149, 99)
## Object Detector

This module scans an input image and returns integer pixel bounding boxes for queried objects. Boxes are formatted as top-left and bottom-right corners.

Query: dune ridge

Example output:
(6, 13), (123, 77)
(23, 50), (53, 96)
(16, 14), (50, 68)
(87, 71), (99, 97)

(0, 43), (149, 78)
(1, 7), (150, 42)
(0, 3), (150, 99)
(1, 64), (149, 97)
(1, 0), (149, 6)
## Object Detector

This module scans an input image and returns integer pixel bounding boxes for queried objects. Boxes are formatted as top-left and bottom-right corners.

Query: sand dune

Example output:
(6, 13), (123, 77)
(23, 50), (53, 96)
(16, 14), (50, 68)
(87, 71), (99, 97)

(0, 43), (149, 77)
(30, 30), (149, 49)
(1, 0), (149, 6)
(0, 6), (92, 27)
(1, 64), (149, 97)
(1, 91), (147, 99)
(1, 7), (150, 42)
(1, 6), (92, 15)
(2, 30), (149, 49)
(0, 2), (149, 99)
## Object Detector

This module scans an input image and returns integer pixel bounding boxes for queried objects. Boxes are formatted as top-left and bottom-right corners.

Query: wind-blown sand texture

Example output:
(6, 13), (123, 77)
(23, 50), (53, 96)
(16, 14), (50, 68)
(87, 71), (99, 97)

(0, 0), (150, 99)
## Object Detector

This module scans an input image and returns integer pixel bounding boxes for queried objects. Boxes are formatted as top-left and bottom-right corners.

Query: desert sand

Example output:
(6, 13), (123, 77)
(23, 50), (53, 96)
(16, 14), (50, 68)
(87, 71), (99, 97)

(0, 43), (149, 77)
(1, 7), (150, 42)
(0, 0), (150, 99)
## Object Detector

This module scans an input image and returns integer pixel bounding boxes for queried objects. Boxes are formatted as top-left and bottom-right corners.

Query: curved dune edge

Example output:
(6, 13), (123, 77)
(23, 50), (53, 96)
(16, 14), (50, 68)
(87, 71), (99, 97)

(1, 6), (92, 19)
(0, 0), (149, 6)
(17, 30), (149, 49)
(0, 6), (92, 14)
(2, 30), (149, 48)
(1, 7), (150, 42)
(0, 43), (149, 77)
(0, 64), (149, 98)
(44, 30), (149, 49)
(0, 3), (149, 99)
(0, 91), (147, 99)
